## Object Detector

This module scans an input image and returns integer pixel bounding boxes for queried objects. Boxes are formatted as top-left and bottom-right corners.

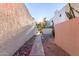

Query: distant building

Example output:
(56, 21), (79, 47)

(50, 3), (79, 25)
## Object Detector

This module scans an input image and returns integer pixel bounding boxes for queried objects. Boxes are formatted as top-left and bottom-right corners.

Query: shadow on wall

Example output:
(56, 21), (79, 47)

(0, 25), (36, 56)
(52, 29), (55, 38)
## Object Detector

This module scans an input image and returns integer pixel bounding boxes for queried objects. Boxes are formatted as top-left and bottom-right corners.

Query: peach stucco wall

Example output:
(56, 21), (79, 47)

(0, 3), (36, 56)
(55, 18), (79, 56)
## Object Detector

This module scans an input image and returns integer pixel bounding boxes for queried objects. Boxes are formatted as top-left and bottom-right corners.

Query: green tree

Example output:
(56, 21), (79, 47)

(36, 17), (48, 33)
(43, 17), (48, 28)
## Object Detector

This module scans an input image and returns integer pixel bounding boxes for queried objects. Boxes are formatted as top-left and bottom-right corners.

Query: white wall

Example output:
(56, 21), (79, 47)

(51, 3), (79, 25)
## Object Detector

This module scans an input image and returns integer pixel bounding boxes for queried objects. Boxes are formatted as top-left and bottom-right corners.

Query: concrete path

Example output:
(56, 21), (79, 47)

(29, 34), (45, 56)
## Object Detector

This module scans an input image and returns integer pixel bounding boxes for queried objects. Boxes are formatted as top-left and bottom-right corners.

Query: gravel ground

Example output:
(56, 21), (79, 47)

(13, 33), (70, 56)
(13, 35), (36, 56)
(42, 34), (70, 56)
(41, 33), (52, 44)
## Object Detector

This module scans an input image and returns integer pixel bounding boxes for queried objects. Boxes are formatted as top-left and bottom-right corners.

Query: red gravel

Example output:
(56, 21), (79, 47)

(13, 36), (36, 56)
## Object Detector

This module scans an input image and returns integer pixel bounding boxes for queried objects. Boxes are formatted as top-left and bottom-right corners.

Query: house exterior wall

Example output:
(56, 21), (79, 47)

(0, 3), (37, 55)
(51, 3), (79, 25)
(55, 18), (79, 55)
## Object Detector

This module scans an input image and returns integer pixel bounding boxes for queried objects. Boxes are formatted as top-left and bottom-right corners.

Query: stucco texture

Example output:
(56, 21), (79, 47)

(0, 3), (36, 55)
(55, 17), (79, 55)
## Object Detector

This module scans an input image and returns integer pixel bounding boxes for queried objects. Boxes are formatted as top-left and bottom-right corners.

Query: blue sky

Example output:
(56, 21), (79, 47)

(25, 3), (66, 22)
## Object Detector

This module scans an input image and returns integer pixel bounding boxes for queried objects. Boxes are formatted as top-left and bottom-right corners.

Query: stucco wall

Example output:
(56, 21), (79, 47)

(0, 3), (36, 56)
(55, 17), (79, 55)
(51, 3), (79, 25)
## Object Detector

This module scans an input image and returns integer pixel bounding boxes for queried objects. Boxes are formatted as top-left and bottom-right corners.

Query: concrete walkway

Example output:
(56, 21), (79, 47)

(29, 34), (45, 56)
